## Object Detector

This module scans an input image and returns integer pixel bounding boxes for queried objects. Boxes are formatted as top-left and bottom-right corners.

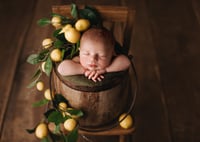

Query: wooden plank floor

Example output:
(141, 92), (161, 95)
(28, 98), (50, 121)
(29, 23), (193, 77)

(0, 0), (200, 142)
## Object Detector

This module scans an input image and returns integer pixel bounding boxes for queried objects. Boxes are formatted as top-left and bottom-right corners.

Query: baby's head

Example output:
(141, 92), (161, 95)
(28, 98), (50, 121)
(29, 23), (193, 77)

(79, 27), (115, 70)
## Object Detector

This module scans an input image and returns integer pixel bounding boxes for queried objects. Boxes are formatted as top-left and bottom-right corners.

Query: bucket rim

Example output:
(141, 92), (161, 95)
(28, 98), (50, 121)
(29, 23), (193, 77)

(52, 64), (129, 92)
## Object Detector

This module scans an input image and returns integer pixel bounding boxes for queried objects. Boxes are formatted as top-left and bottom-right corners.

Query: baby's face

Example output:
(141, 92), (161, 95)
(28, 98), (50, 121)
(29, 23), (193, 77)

(79, 40), (113, 71)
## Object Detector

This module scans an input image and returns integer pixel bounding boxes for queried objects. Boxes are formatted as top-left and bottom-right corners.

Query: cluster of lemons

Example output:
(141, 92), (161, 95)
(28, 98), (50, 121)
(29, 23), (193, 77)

(35, 80), (79, 139)
(41, 16), (90, 64)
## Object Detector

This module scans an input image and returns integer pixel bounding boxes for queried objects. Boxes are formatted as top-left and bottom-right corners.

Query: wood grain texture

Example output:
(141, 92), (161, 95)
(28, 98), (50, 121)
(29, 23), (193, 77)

(0, 0), (63, 141)
(129, 0), (172, 142)
(0, 0), (37, 137)
(52, 5), (129, 22)
(145, 0), (200, 141)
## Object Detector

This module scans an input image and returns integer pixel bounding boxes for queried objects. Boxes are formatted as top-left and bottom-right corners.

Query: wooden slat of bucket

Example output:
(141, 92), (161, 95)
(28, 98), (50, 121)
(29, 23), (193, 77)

(52, 5), (128, 22)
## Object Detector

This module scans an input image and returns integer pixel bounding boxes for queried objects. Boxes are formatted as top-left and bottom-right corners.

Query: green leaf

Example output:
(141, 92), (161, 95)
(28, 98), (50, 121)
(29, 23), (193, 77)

(79, 6), (102, 26)
(55, 32), (67, 42)
(54, 40), (64, 48)
(67, 109), (84, 117)
(32, 99), (49, 107)
(70, 44), (76, 59)
(71, 3), (78, 19)
(44, 109), (56, 119)
(44, 56), (52, 76)
(53, 29), (62, 37)
(62, 18), (75, 25)
(27, 80), (37, 88)
(27, 67), (42, 88)
(54, 94), (68, 104)
(26, 127), (36, 134)
(114, 41), (126, 54)
(61, 49), (65, 59)
(27, 73), (42, 88)
(31, 67), (42, 80)
(65, 127), (78, 142)
(38, 49), (50, 61)
(41, 137), (50, 142)
(37, 18), (51, 26)
(48, 111), (65, 125)
(27, 54), (40, 64)
(54, 124), (60, 134)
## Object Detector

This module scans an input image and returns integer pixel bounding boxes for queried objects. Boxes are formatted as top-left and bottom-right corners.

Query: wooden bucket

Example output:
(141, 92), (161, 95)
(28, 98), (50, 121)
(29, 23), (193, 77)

(52, 67), (132, 129)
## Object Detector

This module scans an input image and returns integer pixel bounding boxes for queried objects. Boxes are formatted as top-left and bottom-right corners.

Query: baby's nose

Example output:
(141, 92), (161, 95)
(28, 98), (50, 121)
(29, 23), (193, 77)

(90, 55), (98, 62)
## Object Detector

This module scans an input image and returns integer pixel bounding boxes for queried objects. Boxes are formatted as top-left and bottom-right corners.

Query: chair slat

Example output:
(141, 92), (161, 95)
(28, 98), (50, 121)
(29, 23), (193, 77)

(52, 5), (128, 22)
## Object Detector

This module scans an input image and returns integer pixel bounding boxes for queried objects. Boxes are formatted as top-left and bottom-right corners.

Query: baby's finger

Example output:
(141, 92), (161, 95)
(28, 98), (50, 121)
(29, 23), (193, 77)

(97, 77), (102, 82)
(88, 71), (96, 79)
(92, 78), (97, 82)
(92, 73), (99, 80)
(100, 75), (104, 79)
(84, 70), (91, 77)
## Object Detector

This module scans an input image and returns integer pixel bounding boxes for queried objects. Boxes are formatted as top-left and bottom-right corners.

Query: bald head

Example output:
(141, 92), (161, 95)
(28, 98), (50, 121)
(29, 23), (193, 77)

(80, 27), (115, 50)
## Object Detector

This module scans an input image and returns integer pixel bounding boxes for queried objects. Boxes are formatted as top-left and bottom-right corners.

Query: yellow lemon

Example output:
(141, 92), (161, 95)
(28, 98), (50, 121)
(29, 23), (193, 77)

(64, 28), (80, 43)
(119, 113), (133, 129)
(59, 24), (72, 34)
(36, 81), (44, 91)
(41, 62), (46, 72)
(75, 19), (90, 32)
(50, 48), (62, 62)
(51, 16), (62, 28)
(35, 123), (48, 139)
(44, 88), (54, 100)
(64, 108), (80, 119)
(42, 38), (53, 48)
(59, 102), (67, 111)
(64, 118), (77, 131)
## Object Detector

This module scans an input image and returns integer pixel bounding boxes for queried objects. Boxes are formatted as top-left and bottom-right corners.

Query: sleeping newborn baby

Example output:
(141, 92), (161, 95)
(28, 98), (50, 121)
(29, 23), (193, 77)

(57, 27), (130, 82)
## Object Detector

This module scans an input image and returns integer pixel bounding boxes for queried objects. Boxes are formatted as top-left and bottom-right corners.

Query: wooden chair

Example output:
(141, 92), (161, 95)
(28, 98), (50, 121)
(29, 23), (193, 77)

(52, 5), (136, 142)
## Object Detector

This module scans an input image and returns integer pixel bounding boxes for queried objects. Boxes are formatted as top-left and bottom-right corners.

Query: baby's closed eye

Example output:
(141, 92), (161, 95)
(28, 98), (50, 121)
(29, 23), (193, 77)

(82, 52), (89, 56)
(99, 55), (107, 59)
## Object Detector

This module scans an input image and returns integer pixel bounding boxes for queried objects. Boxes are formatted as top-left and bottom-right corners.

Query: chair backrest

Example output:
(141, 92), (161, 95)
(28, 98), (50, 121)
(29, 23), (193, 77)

(52, 5), (135, 54)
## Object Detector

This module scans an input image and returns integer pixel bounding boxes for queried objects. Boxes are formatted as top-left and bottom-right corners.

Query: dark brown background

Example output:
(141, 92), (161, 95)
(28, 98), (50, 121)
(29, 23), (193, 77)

(0, 0), (200, 142)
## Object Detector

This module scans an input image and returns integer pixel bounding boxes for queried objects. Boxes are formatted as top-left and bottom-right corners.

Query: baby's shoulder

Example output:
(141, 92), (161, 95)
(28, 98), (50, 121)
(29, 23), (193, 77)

(72, 56), (80, 63)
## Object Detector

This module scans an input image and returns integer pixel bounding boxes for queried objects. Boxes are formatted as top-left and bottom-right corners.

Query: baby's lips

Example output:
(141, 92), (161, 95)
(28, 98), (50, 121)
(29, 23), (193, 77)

(89, 64), (97, 68)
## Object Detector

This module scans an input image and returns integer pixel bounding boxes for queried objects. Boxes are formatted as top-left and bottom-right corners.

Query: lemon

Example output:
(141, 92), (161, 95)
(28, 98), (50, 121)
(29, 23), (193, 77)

(44, 88), (54, 100)
(35, 123), (48, 139)
(119, 113), (133, 129)
(51, 16), (62, 28)
(59, 102), (67, 111)
(59, 24), (72, 34)
(42, 38), (53, 48)
(41, 62), (46, 72)
(64, 108), (80, 119)
(75, 19), (90, 32)
(36, 81), (44, 91)
(64, 28), (80, 43)
(50, 48), (62, 62)
(64, 118), (77, 131)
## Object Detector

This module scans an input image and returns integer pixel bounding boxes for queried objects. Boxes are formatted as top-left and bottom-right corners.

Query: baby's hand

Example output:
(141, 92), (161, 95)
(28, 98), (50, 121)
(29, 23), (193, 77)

(84, 69), (106, 82)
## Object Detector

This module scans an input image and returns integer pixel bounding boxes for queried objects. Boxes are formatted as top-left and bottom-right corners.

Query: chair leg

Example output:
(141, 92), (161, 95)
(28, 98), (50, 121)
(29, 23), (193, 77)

(127, 134), (132, 142)
(119, 135), (125, 142)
